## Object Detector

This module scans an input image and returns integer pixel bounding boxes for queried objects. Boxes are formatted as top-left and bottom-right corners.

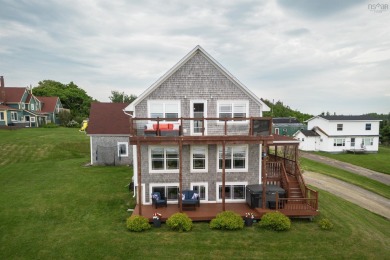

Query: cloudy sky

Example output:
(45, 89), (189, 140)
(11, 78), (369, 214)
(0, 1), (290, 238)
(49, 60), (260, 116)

(1, 0), (389, 115)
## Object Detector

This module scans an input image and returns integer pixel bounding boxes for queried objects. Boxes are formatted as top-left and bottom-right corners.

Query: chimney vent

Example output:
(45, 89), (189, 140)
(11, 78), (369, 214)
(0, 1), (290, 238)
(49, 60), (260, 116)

(0, 76), (4, 88)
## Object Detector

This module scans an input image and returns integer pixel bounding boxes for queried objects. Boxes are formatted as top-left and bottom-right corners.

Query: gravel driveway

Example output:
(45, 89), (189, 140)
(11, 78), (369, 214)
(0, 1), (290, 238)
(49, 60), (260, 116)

(304, 171), (390, 220)
(300, 152), (390, 185)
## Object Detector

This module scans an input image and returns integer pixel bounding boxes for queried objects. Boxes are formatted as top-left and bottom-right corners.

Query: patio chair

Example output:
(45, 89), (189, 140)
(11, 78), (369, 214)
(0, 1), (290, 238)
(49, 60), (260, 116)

(151, 192), (167, 209)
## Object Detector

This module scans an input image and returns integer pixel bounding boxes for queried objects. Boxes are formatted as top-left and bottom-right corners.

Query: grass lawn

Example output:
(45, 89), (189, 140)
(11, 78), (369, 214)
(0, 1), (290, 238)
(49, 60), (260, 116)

(1, 128), (389, 259)
(300, 158), (390, 199)
(312, 146), (390, 175)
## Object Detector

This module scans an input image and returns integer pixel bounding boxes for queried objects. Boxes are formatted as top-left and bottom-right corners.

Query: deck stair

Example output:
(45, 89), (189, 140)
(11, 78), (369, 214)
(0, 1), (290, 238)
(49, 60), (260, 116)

(287, 175), (303, 202)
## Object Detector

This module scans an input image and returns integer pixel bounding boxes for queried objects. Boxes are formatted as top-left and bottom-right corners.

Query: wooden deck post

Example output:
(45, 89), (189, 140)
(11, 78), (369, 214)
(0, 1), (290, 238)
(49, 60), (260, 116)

(179, 139), (183, 212)
(222, 141), (226, 211)
(137, 140), (142, 216)
(262, 141), (266, 210)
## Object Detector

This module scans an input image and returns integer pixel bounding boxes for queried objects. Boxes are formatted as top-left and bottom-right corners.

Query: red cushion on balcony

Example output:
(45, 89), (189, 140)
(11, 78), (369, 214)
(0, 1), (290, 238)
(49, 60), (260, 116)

(168, 124), (174, 130)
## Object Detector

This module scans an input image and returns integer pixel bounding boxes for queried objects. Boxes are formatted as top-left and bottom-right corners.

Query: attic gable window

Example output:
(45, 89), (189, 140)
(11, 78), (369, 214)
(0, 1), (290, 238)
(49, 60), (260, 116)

(148, 100), (180, 120)
(365, 123), (371, 130)
(217, 101), (248, 123)
(337, 124), (343, 131)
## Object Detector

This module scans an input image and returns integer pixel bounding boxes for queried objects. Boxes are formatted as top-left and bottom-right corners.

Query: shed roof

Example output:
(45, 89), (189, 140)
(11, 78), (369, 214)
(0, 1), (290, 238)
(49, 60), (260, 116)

(87, 102), (131, 135)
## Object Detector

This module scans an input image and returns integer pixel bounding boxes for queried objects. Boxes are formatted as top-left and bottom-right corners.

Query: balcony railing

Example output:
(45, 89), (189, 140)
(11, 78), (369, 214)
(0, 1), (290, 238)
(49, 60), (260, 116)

(129, 117), (272, 137)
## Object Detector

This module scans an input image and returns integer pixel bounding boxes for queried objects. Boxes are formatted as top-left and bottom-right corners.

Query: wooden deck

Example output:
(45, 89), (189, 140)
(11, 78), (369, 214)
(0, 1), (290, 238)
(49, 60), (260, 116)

(133, 202), (318, 222)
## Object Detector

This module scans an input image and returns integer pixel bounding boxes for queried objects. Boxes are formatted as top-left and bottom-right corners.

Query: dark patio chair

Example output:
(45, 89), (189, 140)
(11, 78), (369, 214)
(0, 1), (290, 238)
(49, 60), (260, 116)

(151, 192), (167, 209)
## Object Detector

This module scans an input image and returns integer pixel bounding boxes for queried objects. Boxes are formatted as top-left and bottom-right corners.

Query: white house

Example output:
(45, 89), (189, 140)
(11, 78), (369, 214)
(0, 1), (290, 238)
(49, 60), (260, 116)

(294, 115), (381, 153)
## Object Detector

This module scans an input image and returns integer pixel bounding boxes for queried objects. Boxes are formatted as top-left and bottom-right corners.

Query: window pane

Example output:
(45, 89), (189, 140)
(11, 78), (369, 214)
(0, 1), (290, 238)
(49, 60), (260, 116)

(219, 185), (231, 199)
(233, 159), (245, 168)
(151, 148), (164, 158)
(167, 159), (178, 169)
(152, 187), (165, 198)
(165, 103), (178, 113)
(166, 148), (178, 158)
(167, 186), (179, 200)
(193, 185), (206, 200)
(152, 160), (164, 170)
(150, 103), (163, 118)
(119, 144), (127, 155)
(165, 113), (178, 118)
(234, 104), (246, 113)
(220, 104), (232, 113)
(233, 185), (245, 199)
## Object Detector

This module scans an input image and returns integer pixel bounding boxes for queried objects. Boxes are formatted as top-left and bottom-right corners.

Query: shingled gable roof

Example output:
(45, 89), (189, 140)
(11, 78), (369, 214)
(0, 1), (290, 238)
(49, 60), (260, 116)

(306, 115), (381, 122)
(87, 102), (131, 135)
(126, 45), (270, 112)
(36, 96), (59, 113)
(299, 130), (320, 137)
(0, 104), (18, 110)
(4, 87), (27, 103)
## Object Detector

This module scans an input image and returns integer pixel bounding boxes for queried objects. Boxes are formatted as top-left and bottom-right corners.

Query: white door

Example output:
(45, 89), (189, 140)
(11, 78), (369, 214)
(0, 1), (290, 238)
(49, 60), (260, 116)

(190, 100), (207, 135)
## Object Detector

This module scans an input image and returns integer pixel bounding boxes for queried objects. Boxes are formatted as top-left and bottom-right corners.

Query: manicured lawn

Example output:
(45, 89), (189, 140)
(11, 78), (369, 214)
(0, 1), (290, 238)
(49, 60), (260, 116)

(313, 146), (390, 175)
(0, 128), (389, 259)
(300, 158), (390, 199)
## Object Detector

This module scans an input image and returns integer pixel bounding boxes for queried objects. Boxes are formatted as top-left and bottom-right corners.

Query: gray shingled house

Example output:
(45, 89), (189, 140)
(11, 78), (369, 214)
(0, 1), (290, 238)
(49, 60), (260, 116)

(125, 46), (318, 219)
(87, 102), (133, 166)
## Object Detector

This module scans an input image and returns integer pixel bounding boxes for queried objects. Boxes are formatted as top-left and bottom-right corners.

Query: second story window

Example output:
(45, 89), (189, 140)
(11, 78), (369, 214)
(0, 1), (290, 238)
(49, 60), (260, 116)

(218, 145), (248, 172)
(337, 124), (343, 131)
(149, 146), (179, 172)
(148, 101), (180, 120)
(217, 101), (248, 122)
(365, 123), (371, 130)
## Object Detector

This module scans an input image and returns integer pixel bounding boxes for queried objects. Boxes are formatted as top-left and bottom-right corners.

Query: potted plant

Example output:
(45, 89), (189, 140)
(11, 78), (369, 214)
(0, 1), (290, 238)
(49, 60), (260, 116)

(153, 213), (162, 227)
(244, 212), (255, 227)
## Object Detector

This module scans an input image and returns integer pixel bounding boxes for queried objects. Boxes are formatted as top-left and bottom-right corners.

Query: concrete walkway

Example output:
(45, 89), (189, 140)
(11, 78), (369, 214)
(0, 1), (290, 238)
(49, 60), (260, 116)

(304, 171), (390, 220)
(300, 152), (390, 185)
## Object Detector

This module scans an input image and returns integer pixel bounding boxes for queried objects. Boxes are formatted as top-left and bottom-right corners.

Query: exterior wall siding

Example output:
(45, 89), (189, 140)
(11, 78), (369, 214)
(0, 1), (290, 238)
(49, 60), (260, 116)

(140, 144), (260, 203)
(91, 136), (132, 166)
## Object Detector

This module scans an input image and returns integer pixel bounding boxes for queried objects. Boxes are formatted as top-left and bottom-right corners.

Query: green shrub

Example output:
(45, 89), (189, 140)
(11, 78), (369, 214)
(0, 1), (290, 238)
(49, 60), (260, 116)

(318, 218), (334, 230)
(210, 211), (244, 230)
(166, 213), (193, 232)
(259, 212), (291, 231)
(126, 215), (151, 232)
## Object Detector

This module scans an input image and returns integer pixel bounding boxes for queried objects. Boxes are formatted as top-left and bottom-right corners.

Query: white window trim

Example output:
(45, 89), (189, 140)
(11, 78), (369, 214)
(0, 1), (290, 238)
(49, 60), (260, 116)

(147, 100), (181, 122)
(31, 104), (35, 111)
(191, 182), (209, 202)
(190, 100), (207, 135)
(217, 100), (249, 124)
(333, 138), (345, 147)
(117, 142), (128, 157)
(11, 111), (18, 121)
(216, 181), (247, 202)
(362, 137), (374, 146)
(0, 111), (4, 121)
(217, 144), (248, 172)
(190, 145), (208, 173)
(148, 146), (180, 173)
(149, 183), (179, 204)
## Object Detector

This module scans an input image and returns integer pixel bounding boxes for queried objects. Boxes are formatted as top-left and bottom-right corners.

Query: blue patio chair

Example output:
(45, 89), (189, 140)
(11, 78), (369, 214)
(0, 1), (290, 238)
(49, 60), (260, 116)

(151, 192), (167, 209)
